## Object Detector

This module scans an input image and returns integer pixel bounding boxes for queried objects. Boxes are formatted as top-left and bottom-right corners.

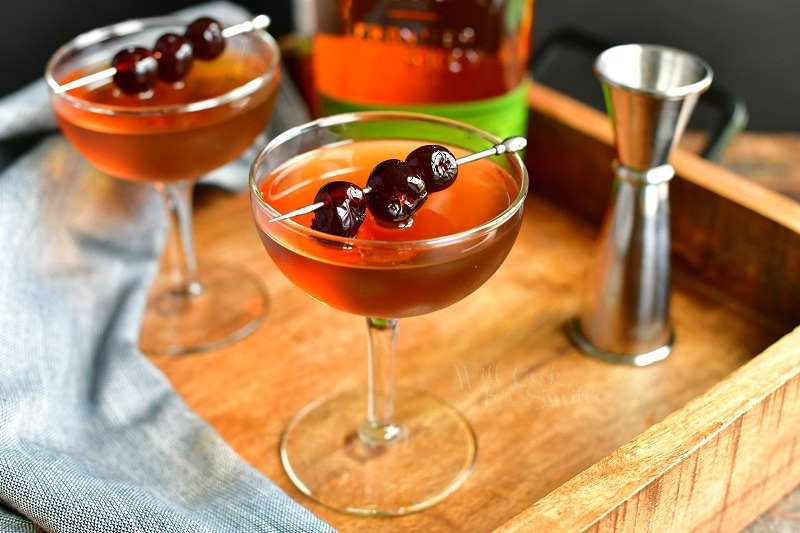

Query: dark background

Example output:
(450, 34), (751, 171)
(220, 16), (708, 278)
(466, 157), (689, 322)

(3, 0), (797, 130)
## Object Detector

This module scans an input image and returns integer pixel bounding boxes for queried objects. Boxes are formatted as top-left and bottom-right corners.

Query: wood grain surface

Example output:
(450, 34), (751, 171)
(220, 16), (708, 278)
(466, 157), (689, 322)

(147, 84), (799, 532)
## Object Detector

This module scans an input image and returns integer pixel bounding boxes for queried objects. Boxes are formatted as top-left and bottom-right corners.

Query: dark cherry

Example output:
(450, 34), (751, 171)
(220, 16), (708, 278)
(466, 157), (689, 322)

(185, 17), (225, 60)
(311, 181), (367, 238)
(365, 159), (428, 224)
(111, 47), (158, 94)
(154, 33), (194, 82)
(405, 144), (458, 192)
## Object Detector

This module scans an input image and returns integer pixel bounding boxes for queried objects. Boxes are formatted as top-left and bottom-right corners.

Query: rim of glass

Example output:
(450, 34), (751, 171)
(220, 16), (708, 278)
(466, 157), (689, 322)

(594, 44), (712, 99)
(45, 15), (280, 116)
(250, 111), (529, 248)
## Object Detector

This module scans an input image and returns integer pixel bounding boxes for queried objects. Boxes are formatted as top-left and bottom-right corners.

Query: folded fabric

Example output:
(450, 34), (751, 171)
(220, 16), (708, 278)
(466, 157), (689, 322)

(0, 2), (331, 532)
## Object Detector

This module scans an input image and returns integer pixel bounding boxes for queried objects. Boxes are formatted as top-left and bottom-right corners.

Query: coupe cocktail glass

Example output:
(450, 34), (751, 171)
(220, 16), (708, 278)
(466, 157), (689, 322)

(46, 16), (280, 355)
(250, 112), (528, 515)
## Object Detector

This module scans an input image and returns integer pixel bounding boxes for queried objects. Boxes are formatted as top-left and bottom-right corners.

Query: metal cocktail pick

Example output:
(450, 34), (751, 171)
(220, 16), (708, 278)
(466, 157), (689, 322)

(567, 44), (713, 366)
(54, 15), (272, 94)
(268, 136), (527, 223)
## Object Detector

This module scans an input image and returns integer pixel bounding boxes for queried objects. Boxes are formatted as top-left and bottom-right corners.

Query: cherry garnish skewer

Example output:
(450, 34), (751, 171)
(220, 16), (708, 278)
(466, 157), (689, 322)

(268, 136), (527, 224)
(54, 14), (271, 94)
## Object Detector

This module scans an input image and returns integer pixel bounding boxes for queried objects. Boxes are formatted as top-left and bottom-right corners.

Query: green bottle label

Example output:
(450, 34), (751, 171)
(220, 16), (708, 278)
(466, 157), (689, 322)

(319, 80), (530, 140)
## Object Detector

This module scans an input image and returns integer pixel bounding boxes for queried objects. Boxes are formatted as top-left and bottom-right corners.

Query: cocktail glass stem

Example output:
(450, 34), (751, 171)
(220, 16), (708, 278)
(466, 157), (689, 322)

(359, 317), (404, 445)
(158, 180), (203, 297)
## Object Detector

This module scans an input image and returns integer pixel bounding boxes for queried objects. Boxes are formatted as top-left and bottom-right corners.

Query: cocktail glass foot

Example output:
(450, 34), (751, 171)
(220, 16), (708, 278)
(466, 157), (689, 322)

(280, 387), (477, 516)
(140, 263), (267, 356)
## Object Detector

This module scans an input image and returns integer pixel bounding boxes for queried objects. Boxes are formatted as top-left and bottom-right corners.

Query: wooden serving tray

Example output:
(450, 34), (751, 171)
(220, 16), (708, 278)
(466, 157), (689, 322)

(150, 83), (800, 532)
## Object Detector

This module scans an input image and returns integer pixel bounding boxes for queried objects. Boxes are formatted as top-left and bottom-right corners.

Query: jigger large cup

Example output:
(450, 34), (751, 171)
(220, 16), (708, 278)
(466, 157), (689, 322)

(568, 44), (712, 366)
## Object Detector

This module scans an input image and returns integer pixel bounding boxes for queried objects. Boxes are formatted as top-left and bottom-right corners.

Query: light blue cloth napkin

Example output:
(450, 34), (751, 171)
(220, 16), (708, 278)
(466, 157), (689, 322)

(0, 3), (332, 532)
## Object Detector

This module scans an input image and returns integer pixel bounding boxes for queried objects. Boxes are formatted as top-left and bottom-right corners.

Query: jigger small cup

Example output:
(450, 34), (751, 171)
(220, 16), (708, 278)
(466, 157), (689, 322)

(568, 44), (712, 366)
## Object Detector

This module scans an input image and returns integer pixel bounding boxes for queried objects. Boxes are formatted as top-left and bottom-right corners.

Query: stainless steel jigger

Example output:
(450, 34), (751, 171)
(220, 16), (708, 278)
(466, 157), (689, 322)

(567, 44), (713, 366)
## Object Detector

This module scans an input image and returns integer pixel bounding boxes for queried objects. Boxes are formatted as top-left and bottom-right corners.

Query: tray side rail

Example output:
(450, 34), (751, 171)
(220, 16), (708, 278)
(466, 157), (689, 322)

(496, 326), (800, 532)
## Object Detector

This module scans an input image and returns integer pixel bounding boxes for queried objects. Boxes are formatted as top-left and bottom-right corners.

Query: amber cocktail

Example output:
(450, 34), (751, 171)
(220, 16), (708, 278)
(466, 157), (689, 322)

(250, 113), (528, 515)
(46, 16), (280, 355)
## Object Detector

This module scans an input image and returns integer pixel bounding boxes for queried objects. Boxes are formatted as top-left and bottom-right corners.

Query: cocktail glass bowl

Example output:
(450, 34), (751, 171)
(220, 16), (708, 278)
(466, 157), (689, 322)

(46, 16), (280, 355)
(250, 112), (528, 515)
